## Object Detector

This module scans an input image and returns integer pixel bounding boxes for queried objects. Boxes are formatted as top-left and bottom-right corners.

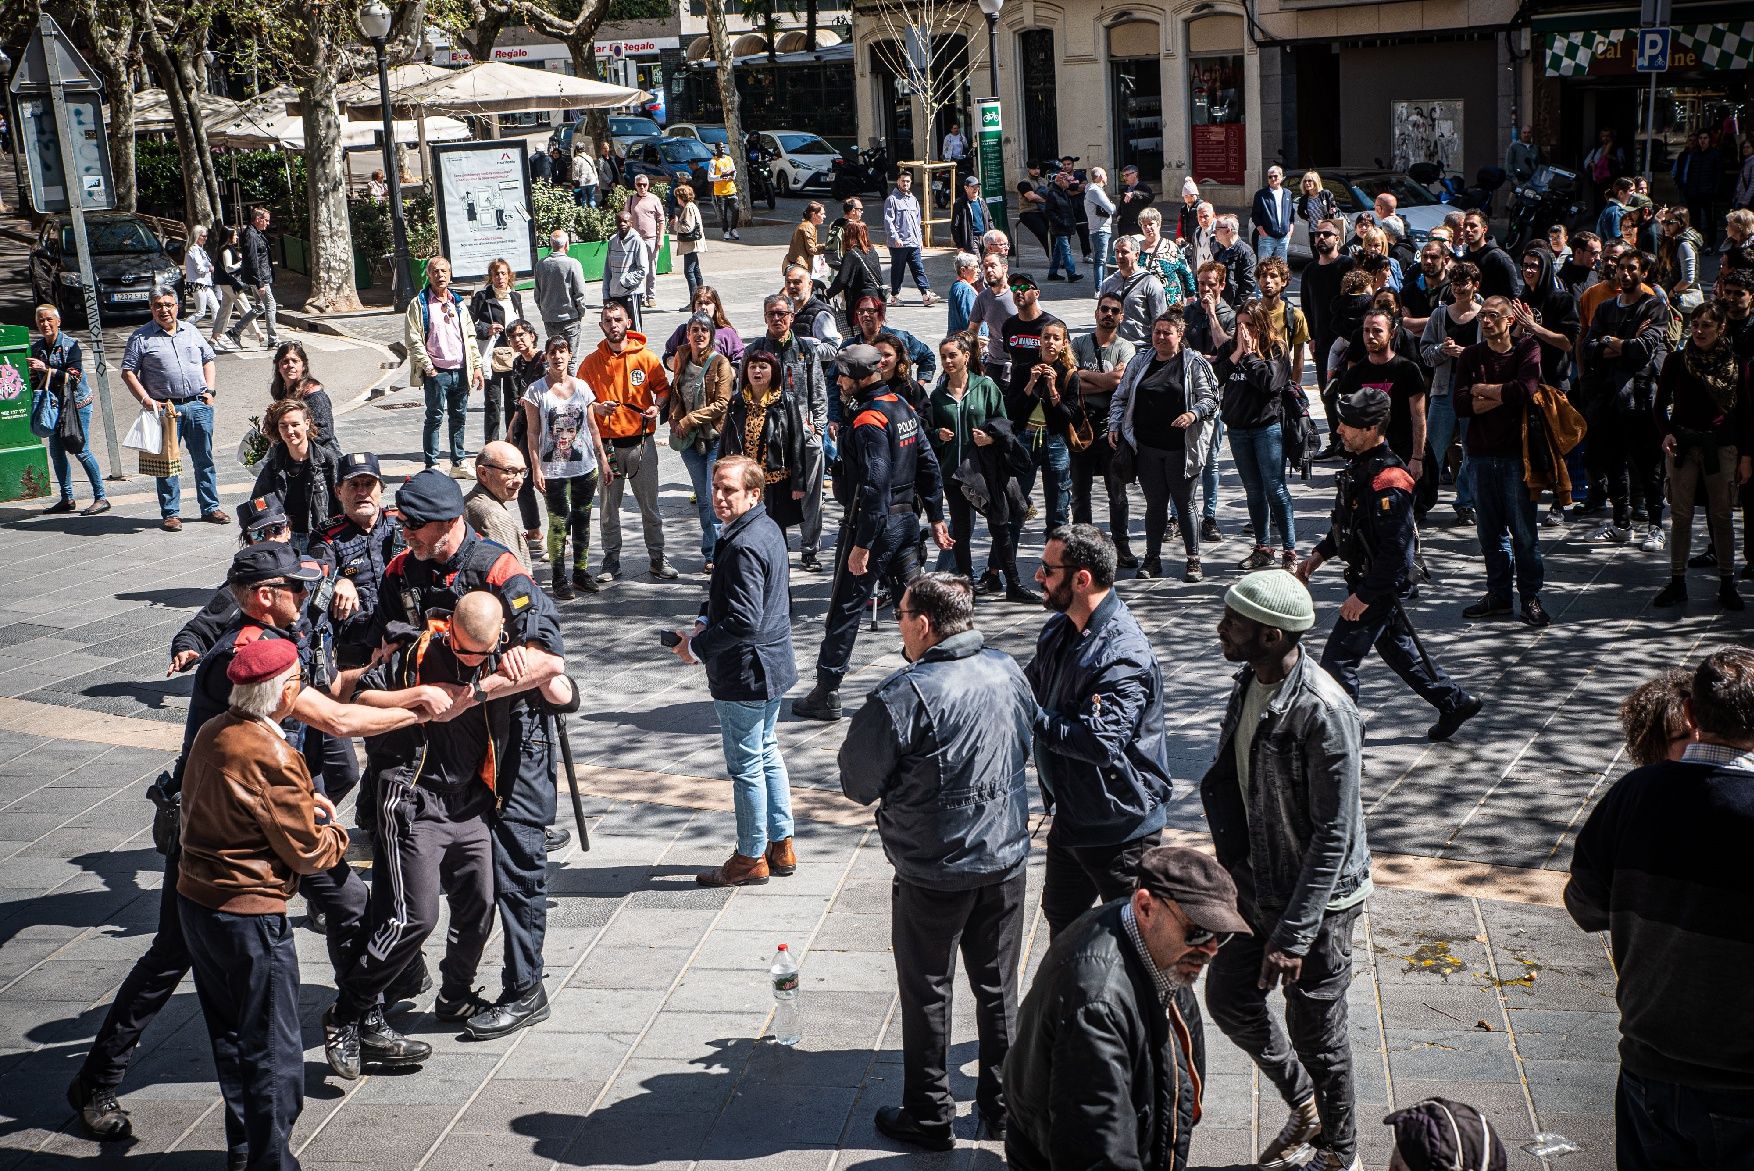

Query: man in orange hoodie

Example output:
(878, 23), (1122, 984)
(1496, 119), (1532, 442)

(578, 301), (676, 580)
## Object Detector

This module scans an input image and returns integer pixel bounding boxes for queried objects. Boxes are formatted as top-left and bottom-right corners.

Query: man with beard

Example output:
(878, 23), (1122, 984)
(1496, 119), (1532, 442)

(1331, 310), (1428, 477)
(968, 253), (1019, 385)
(1004, 847), (1247, 1171)
(1460, 210), (1521, 300)
(1557, 231), (1604, 305)
(1579, 250), (1670, 547)
(839, 572), (1035, 1150)
(1026, 524), (1173, 936)
(781, 264), (843, 351)
(1205, 571), (1371, 1171)
(1301, 218), (1354, 452)
(1401, 241), (1452, 334)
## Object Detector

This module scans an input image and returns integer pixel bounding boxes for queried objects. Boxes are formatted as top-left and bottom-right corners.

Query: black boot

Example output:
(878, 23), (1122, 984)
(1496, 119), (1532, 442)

(552, 563), (574, 601)
(792, 679), (842, 721)
(465, 983), (551, 1040)
(358, 1006), (433, 1066)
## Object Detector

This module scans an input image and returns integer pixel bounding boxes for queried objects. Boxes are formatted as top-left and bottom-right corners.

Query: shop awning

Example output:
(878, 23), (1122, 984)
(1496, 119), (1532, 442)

(1542, 19), (1754, 76)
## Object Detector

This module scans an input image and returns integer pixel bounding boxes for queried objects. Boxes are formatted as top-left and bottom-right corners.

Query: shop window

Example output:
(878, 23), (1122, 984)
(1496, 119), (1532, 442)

(1019, 29), (1059, 168)
(1109, 22), (1163, 184)
(1189, 52), (1244, 186)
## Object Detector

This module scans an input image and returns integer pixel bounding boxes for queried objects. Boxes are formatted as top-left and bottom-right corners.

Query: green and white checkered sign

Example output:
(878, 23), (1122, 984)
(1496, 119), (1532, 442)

(1675, 21), (1754, 69)
(1544, 22), (1754, 75)
(1543, 29), (1606, 76)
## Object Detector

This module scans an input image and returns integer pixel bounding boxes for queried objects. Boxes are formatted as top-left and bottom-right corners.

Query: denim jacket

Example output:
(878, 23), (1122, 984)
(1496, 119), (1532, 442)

(1199, 652), (1371, 955)
(33, 333), (94, 409)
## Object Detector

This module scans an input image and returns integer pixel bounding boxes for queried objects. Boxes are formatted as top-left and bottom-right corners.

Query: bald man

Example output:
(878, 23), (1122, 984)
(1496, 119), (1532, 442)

(467, 442), (532, 570)
(322, 591), (507, 1078)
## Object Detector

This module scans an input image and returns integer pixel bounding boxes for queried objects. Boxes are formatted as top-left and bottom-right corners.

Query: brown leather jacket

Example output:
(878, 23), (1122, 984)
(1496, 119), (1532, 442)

(176, 711), (348, 914)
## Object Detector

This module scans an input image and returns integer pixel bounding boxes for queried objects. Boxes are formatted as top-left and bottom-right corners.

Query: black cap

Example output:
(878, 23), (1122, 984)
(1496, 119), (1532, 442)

(1336, 387), (1392, 429)
(1134, 847), (1253, 937)
(227, 543), (323, 587)
(1383, 1099), (1508, 1171)
(835, 343), (882, 381)
(396, 469), (466, 526)
(337, 451), (382, 483)
(238, 493), (288, 534)
(1008, 272), (1040, 292)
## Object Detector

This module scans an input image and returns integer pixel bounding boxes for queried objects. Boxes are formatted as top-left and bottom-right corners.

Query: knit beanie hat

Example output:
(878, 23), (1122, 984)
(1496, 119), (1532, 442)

(1383, 1098), (1508, 1171)
(1223, 570), (1315, 632)
(1182, 177), (1200, 198)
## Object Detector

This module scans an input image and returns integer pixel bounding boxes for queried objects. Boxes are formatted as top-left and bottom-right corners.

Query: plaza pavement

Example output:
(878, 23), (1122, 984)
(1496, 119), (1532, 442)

(0, 212), (1742, 1170)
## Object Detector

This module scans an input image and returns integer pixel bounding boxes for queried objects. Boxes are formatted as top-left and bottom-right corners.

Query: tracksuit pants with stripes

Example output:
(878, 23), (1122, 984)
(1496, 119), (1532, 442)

(333, 780), (496, 1023)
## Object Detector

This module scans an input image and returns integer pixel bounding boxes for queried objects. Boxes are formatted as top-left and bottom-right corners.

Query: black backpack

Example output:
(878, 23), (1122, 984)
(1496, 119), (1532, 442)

(1272, 354), (1320, 480)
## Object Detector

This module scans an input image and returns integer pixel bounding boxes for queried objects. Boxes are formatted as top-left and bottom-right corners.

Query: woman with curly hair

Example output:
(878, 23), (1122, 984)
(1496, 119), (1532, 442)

(718, 350), (810, 546)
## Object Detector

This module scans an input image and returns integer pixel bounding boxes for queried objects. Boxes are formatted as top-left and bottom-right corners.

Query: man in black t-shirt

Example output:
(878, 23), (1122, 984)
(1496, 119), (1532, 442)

(1332, 310), (1428, 474)
(999, 273), (1063, 408)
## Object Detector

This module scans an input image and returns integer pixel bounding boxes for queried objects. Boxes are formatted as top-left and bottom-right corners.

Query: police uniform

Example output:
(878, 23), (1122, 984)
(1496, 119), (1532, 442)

(310, 453), (405, 669)
(170, 493), (290, 663)
(75, 546), (371, 1115)
(374, 470), (567, 1033)
(1312, 390), (1479, 738)
(795, 346), (946, 719)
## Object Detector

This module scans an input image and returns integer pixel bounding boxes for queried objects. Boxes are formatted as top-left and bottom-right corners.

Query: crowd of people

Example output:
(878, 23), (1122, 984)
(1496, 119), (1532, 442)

(23, 143), (1754, 1171)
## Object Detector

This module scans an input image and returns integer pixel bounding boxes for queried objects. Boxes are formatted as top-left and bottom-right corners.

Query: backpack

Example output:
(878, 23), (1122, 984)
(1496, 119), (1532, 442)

(1272, 355), (1321, 480)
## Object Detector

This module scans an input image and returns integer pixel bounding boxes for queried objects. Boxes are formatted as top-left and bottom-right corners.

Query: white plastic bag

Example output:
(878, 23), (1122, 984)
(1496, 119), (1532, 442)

(123, 406), (164, 454)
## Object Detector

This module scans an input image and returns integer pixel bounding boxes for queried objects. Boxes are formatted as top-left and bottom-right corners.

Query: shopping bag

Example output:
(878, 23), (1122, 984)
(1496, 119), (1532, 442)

(123, 406), (163, 454)
(139, 407), (182, 478)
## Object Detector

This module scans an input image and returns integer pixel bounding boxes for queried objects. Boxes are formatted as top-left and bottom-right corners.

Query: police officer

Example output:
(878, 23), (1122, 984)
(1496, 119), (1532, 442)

(794, 344), (952, 721)
(1295, 388), (1483, 742)
(168, 493), (295, 673)
(66, 544), (434, 1145)
(310, 452), (404, 670)
(373, 469), (574, 1039)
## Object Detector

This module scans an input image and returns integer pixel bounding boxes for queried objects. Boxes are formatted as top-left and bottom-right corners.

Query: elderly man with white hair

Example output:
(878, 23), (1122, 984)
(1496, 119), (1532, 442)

(533, 228), (590, 356)
(1211, 213), (1258, 305)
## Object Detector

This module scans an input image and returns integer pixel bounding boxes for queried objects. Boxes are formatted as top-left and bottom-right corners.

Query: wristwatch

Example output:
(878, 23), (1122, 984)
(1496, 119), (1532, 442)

(471, 679), (488, 704)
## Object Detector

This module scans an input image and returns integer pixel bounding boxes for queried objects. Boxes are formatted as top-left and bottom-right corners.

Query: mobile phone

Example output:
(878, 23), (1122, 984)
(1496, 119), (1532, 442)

(659, 630), (682, 648)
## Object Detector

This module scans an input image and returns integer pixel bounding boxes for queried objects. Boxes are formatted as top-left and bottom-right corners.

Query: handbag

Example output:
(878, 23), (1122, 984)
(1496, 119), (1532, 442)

(30, 376), (60, 439)
(1109, 436), (1137, 483)
(677, 209), (703, 242)
(138, 406), (183, 478)
(54, 383), (87, 455)
(490, 345), (517, 374)
(124, 405), (163, 454)
(1066, 408), (1096, 453)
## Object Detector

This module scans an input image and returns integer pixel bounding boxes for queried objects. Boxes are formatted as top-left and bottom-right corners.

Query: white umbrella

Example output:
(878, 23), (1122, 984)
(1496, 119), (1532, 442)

(343, 59), (647, 118)
(129, 87), (242, 135)
(213, 110), (469, 150)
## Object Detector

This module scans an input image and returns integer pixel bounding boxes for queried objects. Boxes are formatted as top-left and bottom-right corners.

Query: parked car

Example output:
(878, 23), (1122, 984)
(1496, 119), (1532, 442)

(29, 213), (184, 327)
(750, 130), (841, 195)
(622, 135), (714, 194)
(666, 123), (732, 149)
(549, 113), (663, 159)
(1287, 170), (1450, 262)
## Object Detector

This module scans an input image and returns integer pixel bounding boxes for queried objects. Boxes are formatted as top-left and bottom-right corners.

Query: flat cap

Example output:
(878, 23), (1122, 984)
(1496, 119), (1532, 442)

(1336, 387), (1393, 429)
(396, 468), (466, 526)
(1135, 847), (1253, 937)
(835, 343), (883, 381)
(226, 637), (299, 684)
(227, 543), (322, 587)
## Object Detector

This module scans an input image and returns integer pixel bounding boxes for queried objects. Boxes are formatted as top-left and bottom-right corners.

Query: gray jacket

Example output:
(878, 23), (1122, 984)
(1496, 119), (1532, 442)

(603, 230), (650, 300)
(533, 252), (589, 324)
(1418, 298), (1483, 398)
(1107, 346), (1220, 480)
(840, 630), (1035, 890)
(1097, 269), (1168, 344)
(1198, 652), (1371, 955)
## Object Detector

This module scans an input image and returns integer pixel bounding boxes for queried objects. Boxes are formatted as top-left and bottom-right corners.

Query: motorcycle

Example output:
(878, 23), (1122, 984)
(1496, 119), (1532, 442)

(1408, 162), (1507, 214)
(745, 142), (777, 210)
(1505, 165), (1585, 254)
(831, 144), (892, 200)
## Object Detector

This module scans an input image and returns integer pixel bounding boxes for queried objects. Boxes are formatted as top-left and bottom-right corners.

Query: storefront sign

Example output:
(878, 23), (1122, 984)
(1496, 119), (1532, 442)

(1191, 124), (1244, 187)
(595, 38), (679, 58)
(977, 97), (1009, 239)
(1543, 21), (1750, 76)
(430, 140), (537, 282)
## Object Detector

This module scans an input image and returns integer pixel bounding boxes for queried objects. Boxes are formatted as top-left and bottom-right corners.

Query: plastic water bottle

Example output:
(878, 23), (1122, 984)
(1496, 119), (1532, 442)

(770, 944), (803, 1046)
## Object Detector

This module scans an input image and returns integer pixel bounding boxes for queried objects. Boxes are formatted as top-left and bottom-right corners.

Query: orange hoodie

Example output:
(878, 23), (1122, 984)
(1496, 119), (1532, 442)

(577, 330), (671, 441)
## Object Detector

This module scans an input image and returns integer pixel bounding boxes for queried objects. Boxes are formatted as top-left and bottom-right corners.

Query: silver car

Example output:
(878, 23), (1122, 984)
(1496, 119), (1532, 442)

(1288, 170), (1452, 262)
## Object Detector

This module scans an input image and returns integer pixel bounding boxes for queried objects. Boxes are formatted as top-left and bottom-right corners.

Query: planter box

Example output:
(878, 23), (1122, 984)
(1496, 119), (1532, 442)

(533, 238), (671, 283)
(278, 236), (374, 290)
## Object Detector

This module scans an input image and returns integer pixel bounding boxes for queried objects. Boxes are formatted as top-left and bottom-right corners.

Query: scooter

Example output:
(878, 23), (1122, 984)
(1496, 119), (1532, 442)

(1505, 165), (1584, 253)
(1409, 162), (1507, 214)
(831, 144), (891, 200)
(745, 141), (777, 210)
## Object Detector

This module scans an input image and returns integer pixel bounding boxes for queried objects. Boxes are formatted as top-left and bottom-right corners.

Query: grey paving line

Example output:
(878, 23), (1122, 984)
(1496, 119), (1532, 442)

(1472, 898), (1550, 1170)
(1361, 906), (1398, 1116)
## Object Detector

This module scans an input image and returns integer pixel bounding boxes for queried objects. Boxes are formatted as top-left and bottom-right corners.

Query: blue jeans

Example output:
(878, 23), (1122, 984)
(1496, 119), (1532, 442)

(1011, 431), (1071, 546)
(889, 246), (930, 294)
(1255, 233), (1290, 262)
(1049, 234), (1079, 279)
(715, 697), (792, 858)
(422, 368), (468, 467)
(1228, 422), (1297, 550)
(682, 252), (702, 296)
(50, 402), (105, 501)
(1090, 227), (1113, 288)
(1202, 418), (1226, 522)
(679, 442), (720, 559)
(1471, 455), (1544, 602)
(1426, 393), (1473, 509)
(157, 399), (219, 518)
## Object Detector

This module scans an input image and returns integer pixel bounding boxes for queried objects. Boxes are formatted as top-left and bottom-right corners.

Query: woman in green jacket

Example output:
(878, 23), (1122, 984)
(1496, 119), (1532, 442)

(928, 334), (1034, 600)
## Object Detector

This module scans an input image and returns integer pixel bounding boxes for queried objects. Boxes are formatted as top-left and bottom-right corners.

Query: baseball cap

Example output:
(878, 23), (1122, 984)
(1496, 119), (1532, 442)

(835, 343), (882, 381)
(396, 468), (467, 526)
(337, 452), (383, 483)
(1134, 847), (1252, 937)
(962, 173), (979, 187)
(1008, 272), (1040, 292)
(1336, 387), (1393, 429)
(227, 543), (323, 587)
(238, 494), (289, 534)
(226, 638), (300, 685)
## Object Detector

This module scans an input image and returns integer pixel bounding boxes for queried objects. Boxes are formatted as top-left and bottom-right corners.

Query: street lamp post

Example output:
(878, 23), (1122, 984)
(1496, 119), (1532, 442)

(359, 0), (413, 312)
(977, 0), (1002, 101)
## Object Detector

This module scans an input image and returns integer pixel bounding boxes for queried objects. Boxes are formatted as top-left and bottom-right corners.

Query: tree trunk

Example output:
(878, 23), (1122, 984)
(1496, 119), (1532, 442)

(805, 0), (818, 51)
(458, 8), (508, 65)
(171, 35), (223, 223)
(704, 0), (750, 221)
(298, 30), (362, 313)
(140, 21), (216, 227)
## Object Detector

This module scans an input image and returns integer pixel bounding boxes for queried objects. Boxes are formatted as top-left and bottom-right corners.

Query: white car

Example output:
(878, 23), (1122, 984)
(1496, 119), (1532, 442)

(751, 130), (841, 195)
(1287, 170), (1452, 262)
(666, 123), (732, 149)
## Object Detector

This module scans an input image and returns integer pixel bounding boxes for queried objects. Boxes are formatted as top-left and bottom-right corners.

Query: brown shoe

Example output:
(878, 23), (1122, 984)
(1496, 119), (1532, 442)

(161, 516), (183, 532)
(201, 509), (231, 525)
(765, 838), (797, 877)
(695, 853), (770, 887)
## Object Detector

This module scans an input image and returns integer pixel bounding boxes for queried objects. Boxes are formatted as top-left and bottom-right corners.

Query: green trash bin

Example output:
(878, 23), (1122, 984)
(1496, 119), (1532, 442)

(0, 325), (52, 503)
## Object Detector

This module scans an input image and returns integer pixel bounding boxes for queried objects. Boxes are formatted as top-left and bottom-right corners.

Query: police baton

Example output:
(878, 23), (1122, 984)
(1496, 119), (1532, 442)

(547, 678), (590, 852)
(1391, 600), (1438, 678)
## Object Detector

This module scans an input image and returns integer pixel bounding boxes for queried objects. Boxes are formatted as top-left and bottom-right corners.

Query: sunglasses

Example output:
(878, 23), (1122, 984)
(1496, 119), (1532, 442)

(1164, 899), (1232, 948)
(441, 629), (507, 660)
(264, 579), (310, 595)
(1313, 231), (1337, 239)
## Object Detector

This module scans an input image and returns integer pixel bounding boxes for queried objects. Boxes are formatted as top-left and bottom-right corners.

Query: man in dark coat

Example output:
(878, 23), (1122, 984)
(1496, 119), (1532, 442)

(1003, 846), (1250, 1171)
(674, 454), (799, 886)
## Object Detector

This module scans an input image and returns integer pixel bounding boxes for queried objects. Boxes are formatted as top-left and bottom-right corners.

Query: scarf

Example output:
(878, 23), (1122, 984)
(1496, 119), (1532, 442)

(1683, 338), (1740, 416)
(740, 382), (788, 482)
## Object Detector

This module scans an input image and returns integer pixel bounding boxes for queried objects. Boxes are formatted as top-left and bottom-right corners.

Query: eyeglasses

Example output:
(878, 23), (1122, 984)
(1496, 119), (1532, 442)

(894, 607), (917, 622)
(1038, 561), (1071, 575)
(480, 462), (527, 477)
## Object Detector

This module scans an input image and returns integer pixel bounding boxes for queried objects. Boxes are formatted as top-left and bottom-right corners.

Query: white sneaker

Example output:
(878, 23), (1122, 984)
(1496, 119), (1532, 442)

(1542, 508), (1565, 528)
(1258, 1097), (1321, 1169)
(1306, 1152), (1362, 1171)
(1640, 523), (1666, 553)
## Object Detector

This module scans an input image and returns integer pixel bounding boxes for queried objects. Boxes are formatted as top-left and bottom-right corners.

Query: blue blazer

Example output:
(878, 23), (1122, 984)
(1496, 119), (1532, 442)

(1250, 186), (1294, 241)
